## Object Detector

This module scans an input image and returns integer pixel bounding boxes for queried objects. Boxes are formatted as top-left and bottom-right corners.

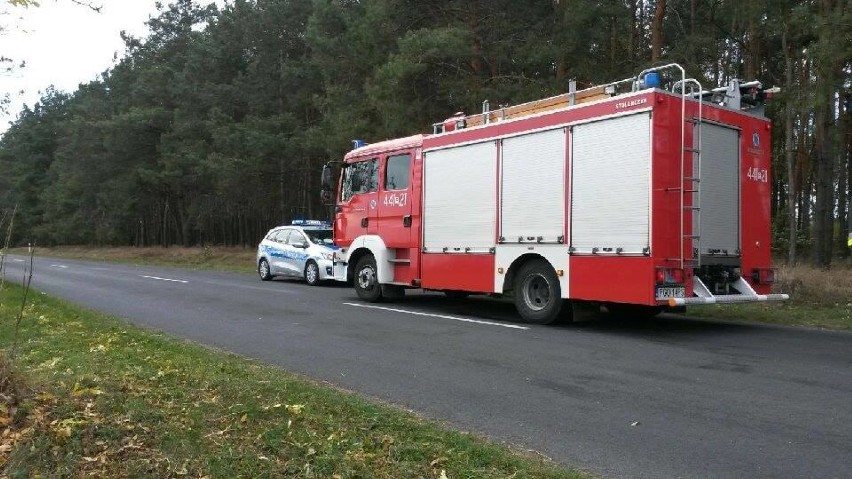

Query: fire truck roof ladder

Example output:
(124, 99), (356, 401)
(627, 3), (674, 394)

(432, 79), (614, 134)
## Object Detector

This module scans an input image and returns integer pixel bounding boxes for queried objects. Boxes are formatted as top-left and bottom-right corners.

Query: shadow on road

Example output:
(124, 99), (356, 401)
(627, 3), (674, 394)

(574, 313), (761, 337)
(368, 291), (761, 338)
(271, 278), (352, 288)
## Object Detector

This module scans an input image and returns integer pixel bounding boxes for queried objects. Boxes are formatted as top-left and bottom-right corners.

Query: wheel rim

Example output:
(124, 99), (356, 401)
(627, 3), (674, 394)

(259, 261), (269, 277)
(307, 263), (318, 283)
(357, 265), (376, 291)
(522, 274), (551, 312)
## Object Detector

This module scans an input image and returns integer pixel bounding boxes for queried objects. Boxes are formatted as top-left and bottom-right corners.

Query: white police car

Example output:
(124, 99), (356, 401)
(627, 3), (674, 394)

(256, 220), (337, 286)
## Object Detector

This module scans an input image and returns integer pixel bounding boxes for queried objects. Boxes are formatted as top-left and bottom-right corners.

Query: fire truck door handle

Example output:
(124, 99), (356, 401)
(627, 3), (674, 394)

(361, 217), (369, 228)
(403, 215), (412, 227)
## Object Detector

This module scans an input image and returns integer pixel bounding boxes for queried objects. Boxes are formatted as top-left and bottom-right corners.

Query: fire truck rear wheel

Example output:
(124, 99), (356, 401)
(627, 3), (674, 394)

(354, 255), (382, 302)
(514, 259), (563, 325)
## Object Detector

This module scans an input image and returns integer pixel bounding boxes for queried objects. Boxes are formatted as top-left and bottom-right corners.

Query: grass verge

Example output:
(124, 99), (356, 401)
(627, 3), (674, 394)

(687, 263), (852, 330)
(0, 284), (585, 478)
(686, 302), (851, 330)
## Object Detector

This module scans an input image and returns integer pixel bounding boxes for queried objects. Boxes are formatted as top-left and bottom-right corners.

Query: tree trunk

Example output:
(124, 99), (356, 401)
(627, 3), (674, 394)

(745, 5), (760, 80)
(813, 94), (834, 267)
(690, 0), (695, 35)
(651, 0), (667, 62)
(783, 29), (797, 264)
(629, 0), (638, 63)
(799, 177), (812, 240)
(848, 95), (852, 258)
(279, 156), (285, 221)
(838, 94), (850, 259)
(812, 0), (838, 267)
(468, 0), (482, 91)
(609, 16), (617, 72)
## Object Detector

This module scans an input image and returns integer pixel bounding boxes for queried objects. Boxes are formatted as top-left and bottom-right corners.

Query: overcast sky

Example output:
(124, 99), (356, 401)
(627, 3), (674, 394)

(0, 0), (223, 134)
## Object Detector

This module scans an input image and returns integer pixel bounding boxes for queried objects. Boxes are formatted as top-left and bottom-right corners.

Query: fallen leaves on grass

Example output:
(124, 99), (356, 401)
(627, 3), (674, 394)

(71, 382), (103, 397)
(0, 285), (583, 479)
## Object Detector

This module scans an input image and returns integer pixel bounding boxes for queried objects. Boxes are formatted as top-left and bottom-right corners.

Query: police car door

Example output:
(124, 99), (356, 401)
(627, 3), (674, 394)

(284, 229), (310, 276)
(269, 229), (292, 274)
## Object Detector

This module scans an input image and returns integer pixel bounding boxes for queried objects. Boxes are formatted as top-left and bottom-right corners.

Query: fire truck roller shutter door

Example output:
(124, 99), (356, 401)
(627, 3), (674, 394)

(423, 142), (498, 253)
(495, 127), (570, 298)
(500, 128), (566, 243)
(570, 113), (651, 255)
(695, 123), (740, 259)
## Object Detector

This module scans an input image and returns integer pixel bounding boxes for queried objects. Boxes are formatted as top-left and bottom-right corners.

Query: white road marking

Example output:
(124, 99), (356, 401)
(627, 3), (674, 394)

(50, 264), (69, 269)
(11, 259), (25, 263)
(141, 275), (188, 284)
(343, 303), (529, 330)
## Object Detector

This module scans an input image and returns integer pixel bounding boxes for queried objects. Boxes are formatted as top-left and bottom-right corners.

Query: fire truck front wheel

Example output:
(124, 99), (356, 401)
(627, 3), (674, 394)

(354, 255), (383, 302)
(514, 259), (563, 325)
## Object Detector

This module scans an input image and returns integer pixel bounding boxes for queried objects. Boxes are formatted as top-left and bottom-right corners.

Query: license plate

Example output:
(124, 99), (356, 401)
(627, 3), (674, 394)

(656, 287), (685, 300)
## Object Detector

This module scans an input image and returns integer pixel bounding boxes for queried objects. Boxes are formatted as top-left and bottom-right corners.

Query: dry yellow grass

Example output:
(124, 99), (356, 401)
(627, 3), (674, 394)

(774, 262), (852, 305)
(693, 261), (851, 329)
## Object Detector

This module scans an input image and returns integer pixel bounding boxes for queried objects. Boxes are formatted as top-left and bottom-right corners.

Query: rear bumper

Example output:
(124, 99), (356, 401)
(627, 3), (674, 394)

(666, 276), (789, 307)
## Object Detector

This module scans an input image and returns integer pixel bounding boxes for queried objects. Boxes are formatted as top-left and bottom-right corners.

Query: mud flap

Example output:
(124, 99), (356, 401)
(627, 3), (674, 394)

(569, 301), (603, 323)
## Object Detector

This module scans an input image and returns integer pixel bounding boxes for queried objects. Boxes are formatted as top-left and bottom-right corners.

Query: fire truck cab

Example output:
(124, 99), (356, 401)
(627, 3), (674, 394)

(322, 64), (788, 324)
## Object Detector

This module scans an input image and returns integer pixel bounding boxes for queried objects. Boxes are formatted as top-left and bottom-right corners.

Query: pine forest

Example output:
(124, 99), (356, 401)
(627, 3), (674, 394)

(0, 0), (850, 266)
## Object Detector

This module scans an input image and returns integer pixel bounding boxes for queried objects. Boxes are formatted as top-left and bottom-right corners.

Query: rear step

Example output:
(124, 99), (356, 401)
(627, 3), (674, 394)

(667, 276), (789, 306)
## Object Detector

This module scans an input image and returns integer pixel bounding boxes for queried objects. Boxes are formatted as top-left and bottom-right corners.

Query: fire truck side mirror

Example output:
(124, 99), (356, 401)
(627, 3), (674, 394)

(321, 164), (332, 190)
(320, 164), (334, 205)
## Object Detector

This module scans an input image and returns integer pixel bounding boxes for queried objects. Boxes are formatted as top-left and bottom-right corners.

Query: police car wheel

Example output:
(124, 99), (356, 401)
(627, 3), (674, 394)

(304, 261), (320, 286)
(258, 259), (273, 281)
(354, 255), (382, 302)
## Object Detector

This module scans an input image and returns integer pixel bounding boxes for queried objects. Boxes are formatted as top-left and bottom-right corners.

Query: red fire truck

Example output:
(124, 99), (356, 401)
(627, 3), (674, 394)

(320, 63), (788, 324)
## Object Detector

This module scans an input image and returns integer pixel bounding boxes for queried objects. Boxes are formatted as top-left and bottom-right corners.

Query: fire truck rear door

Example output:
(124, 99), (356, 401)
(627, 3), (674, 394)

(695, 123), (740, 260)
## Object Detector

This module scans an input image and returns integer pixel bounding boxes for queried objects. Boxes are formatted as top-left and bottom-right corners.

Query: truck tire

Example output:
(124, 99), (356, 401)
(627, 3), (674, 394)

(513, 259), (563, 325)
(354, 255), (383, 302)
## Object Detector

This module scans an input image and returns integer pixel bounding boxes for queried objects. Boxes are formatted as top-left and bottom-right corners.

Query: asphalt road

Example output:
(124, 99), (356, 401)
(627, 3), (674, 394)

(3, 255), (851, 478)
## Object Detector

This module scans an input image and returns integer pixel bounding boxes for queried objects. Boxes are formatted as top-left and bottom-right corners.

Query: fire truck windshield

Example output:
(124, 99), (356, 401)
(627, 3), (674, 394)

(340, 159), (379, 201)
